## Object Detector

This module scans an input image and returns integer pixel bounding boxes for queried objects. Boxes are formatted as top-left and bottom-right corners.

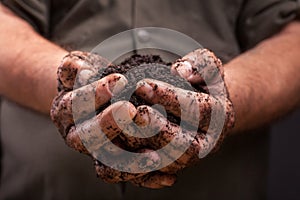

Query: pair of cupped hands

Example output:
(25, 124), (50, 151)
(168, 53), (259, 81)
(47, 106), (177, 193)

(50, 49), (235, 189)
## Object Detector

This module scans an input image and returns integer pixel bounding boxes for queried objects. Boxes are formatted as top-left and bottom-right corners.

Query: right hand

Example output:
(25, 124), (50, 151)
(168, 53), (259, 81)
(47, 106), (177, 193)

(50, 51), (176, 188)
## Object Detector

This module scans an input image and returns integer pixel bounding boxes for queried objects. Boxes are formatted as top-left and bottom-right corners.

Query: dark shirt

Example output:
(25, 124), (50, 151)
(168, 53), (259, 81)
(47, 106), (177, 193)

(0, 0), (299, 199)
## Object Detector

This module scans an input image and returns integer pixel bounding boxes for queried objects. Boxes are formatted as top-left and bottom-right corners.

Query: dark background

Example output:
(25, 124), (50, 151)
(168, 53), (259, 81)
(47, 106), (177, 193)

(268, 108), (300, 200)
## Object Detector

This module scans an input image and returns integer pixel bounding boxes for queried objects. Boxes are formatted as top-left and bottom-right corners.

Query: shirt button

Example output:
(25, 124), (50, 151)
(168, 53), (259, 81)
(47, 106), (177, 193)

(137, 29), (151, 43)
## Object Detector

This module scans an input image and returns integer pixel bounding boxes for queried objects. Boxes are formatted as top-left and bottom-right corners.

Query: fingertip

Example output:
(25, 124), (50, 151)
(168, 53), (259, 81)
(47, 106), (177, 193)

(172, 60), (193, 80)
(111, 101), (137, 124)
(98, 101), (137, 138)
(107, 73), (128, 95)
(134, 105), (152, 126)
(136, 80), (154, 99)
(133, 173), (177, 189)
(159, 174), (177, 187)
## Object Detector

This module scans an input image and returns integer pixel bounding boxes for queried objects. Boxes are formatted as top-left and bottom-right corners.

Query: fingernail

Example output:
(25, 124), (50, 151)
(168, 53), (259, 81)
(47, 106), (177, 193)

(111, 75), (128, 95)
(136, 80), (154, 99)
(135, 106), (151, 127)
(112, 101), (136, 125)
(176, 61), (193, 79)
(77, 68), (93, 86)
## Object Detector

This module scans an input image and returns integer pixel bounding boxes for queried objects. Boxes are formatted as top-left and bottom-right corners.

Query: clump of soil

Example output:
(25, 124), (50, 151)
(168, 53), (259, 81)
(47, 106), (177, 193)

(96, 54), (196, 125)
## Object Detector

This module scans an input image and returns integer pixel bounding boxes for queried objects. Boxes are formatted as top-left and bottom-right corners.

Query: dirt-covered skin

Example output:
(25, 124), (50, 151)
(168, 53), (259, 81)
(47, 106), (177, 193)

(97, 54), (196, 125)
(50, 50), (235, 189)
(51, 52), (178, 188)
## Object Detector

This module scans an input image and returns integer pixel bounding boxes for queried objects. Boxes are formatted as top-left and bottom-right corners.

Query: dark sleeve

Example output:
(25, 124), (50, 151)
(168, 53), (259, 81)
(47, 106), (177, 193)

(0, 97), (2, 174)
(237, 0), (300, 51)
(0, 0), (50, 37)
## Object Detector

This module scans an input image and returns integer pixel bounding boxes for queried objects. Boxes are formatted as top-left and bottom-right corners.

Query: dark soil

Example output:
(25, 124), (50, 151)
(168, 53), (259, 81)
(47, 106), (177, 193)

(96, 54), (197, 125)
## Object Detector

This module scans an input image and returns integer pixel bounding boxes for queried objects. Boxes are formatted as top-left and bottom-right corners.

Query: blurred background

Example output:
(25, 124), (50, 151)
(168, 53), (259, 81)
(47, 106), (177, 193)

(268, 108), (300, 200)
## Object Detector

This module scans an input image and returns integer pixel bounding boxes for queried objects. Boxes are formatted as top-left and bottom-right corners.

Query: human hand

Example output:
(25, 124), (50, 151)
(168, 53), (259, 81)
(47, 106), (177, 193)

(128, 49), (235, 176)
(50, 51), (176, 187)
(50, 49), (235, 189)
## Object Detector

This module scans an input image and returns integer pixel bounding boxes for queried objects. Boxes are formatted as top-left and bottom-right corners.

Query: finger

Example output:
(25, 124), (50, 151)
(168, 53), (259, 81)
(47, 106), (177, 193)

(130, 172), (177, 189)
(138, 106), (212, 172)
(101, 136), (128, 156)
(63, 101), (136, 154)
(135, 79), (222, 131)
(159, 133), (212, 174)
(120, 105), (187, 150)
(120, 106), (212, 173)
(95, 160), (143, 184)
(122, 105), (206, 151)
(50, 73), (127, 135)
(118, 104), (172, 150)
(170, 49), (235, 131)
(94, 149), (161, 183)
(171, 49), (224, 91)
(58, 51), (111, 91)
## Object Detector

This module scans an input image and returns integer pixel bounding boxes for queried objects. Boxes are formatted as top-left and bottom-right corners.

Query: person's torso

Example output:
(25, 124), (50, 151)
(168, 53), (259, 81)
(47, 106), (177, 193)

(2, 0), (299, 199)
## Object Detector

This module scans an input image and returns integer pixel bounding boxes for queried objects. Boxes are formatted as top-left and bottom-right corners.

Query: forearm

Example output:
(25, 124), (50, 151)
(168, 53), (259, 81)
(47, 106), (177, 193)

(0, 4), (67, 114)
(224, 21), (300, 134)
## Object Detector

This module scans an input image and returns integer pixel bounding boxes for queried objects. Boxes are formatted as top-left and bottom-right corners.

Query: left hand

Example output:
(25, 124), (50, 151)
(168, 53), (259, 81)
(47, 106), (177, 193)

(125, 49), (235, 182)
